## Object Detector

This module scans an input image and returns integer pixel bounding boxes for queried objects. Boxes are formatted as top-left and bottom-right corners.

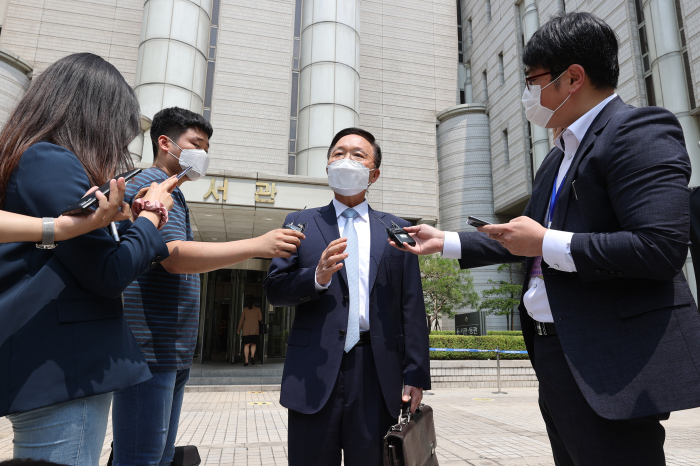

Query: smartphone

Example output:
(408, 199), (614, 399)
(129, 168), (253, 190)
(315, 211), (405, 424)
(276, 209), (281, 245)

(61, 168), (142, 215)
(467, 216), (492, 228)
(176, 166), (193, 180)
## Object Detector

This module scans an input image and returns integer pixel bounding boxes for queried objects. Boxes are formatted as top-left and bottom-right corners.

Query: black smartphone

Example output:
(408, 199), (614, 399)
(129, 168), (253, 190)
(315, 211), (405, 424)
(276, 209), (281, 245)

(467, 216), (492, 228)
(61, 168), (142, 215)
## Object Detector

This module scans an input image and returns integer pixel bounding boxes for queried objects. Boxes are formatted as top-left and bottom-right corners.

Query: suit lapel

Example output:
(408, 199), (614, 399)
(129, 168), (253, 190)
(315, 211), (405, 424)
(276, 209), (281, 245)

(552, 96), (625, 229)
(313, 202), (347, 287)
(368, 207), (388, 293)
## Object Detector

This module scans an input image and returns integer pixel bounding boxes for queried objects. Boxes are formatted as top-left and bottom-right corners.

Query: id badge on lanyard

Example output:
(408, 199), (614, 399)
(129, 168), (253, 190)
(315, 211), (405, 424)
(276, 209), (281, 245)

(530, 174), (566, 281)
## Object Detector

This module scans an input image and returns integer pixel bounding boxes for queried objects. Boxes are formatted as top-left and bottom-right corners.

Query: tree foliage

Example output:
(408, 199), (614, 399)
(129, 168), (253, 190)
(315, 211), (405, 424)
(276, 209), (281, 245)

(478, 263), (523, 330)
(419, 254), (479, 330)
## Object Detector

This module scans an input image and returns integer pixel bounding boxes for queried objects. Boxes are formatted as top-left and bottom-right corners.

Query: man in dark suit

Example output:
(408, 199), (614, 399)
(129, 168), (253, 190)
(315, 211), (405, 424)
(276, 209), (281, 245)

(264, 128), (431, 466)
(394, 13), (700, 466)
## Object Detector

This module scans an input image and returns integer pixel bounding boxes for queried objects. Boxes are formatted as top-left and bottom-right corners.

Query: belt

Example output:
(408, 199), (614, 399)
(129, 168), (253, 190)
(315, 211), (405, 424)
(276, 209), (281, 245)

(355, 330), (371, 347)
(534, 321), (557, 336)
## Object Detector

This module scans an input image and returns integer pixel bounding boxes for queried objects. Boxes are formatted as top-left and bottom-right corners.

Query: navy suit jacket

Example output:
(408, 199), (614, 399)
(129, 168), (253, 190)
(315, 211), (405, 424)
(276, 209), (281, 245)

(0, 142), (169, 416)
(457, 97), (700, 420)
(264, 203), (431, 417)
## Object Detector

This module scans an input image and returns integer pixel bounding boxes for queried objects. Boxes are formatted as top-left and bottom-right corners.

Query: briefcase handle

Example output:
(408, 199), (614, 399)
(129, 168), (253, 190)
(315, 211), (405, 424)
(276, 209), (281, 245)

(397, 399), (424, 426)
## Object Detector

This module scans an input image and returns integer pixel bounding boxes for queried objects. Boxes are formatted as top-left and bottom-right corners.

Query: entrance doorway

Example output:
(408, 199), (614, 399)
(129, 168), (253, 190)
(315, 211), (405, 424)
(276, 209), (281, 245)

(194, 269), (296, 364)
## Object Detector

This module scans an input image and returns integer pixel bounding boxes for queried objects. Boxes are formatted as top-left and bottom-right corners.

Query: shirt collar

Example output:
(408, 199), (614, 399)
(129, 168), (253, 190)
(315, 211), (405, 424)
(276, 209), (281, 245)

(554, 93), (617, 154)
(333, 198), (369, 221)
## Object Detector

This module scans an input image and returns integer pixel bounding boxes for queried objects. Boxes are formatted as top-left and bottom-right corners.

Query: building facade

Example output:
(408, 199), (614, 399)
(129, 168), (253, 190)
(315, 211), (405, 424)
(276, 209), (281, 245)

(0, 0), (698, 356)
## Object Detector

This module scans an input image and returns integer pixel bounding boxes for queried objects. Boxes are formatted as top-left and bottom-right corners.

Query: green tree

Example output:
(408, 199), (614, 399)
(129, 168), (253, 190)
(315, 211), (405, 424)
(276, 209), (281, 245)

(478, 263), (523, 330)
(419, 254), (479, 331)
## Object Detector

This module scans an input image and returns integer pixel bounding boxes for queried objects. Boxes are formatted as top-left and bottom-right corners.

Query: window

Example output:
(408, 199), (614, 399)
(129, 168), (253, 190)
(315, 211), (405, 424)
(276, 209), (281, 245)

(202, 0), (221, 121)
(460, 90), (466, 104)
(482, 71), (488, 102)
(288, 0), (304, 174)
(486, 0), (491, 22)
(498, 53), (504, 85)
(675, 0), (696, 109)
(457, 0), (463, 63)
(502, 130), (510, 164)
(468, 19), (473, 47)
(635, 0), (655, 106)
(558, 0), (565, 13)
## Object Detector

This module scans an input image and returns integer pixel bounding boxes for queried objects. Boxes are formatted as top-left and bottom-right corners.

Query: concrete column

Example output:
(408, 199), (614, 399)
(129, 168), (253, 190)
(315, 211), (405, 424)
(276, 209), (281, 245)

(134, 0), (211, 120)
(0, 47), (32, 130)
(296, 0), (361, 178)
(521, 0), (550, 172)
(436, 103), (522, 331)
(643, 0), (700, 187)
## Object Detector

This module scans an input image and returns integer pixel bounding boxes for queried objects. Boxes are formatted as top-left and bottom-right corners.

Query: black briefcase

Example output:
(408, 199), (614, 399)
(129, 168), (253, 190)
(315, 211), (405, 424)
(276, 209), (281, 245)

(383, 402), (439, 466)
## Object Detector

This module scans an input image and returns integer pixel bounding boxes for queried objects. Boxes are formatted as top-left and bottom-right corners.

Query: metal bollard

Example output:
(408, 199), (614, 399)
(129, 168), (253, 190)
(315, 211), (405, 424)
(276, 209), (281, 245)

(493, 346), (508, 395)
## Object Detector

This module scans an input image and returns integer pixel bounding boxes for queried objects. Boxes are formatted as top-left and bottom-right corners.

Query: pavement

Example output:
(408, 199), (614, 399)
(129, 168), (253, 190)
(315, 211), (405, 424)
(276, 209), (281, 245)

(1, 387), (700, 465)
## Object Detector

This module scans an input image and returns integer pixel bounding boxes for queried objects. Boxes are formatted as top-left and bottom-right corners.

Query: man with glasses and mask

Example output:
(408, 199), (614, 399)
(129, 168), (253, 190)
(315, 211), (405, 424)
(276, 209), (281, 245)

(264, 127), (431, 466)
(391, 12), (700, 465)
(110, 107), (306, 466)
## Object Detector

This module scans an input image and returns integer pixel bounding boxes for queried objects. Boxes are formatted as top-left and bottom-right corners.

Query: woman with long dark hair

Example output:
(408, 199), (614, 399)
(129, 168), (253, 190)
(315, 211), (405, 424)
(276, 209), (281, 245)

(0, 53), (176, 466)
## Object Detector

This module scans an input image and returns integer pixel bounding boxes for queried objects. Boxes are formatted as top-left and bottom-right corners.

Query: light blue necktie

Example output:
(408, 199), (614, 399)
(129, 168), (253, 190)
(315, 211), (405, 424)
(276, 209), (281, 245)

(342, 208), (360, 352)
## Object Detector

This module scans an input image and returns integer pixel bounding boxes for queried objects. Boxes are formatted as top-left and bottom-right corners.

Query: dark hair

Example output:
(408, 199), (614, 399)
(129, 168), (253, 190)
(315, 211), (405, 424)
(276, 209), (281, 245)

(326, 127), (382, 169)
(150, 107), (213, 156)
(0, 53), (140, 206)
(523, 12), (619, 90)
(245, 296), (256, 309)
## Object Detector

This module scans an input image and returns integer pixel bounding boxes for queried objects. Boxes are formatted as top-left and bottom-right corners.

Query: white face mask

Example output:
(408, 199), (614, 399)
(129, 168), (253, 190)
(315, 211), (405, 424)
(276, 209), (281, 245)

(521, 72), (571, 128)
(327, 159), (375, 196)
(166, 137), (210, 181)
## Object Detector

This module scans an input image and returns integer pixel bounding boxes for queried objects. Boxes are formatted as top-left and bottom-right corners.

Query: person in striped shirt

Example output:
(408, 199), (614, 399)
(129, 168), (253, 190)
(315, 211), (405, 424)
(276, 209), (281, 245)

(111, 107), (305, 466)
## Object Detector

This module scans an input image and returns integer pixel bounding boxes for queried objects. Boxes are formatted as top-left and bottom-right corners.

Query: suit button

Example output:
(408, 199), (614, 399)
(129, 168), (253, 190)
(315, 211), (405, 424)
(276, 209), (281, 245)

(339, 330), (346, 336)
(343, 295), (349, 304)
(595, 270), (601, 275)
(156, 256), (162, 262)
(150, 261), (158, 270)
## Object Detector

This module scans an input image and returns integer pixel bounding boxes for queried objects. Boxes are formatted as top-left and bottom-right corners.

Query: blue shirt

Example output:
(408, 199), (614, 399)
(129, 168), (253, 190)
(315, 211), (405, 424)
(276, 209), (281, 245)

(122, 167), (201, 370)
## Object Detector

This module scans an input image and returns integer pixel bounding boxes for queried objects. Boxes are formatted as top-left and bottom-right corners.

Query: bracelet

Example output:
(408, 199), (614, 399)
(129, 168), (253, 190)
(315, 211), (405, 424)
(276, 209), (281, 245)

(132, 199), (169, 230)
(36, 217), (57, 249)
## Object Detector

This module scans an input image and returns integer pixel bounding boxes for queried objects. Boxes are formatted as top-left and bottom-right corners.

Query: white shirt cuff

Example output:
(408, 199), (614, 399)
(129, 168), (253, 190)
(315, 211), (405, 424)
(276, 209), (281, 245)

(314, 267), (331, 291)
(542, 229), (577, 272)
(441, 231), (462, 260)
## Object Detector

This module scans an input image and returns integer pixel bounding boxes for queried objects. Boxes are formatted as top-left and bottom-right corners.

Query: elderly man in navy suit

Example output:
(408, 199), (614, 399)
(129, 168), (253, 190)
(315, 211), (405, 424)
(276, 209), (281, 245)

(264, 127), (431, 466)
(395, 13), (700, 466)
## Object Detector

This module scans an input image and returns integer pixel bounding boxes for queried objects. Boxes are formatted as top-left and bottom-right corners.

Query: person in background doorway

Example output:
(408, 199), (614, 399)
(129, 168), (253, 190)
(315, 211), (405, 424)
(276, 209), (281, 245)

(238, 297), (262, 366)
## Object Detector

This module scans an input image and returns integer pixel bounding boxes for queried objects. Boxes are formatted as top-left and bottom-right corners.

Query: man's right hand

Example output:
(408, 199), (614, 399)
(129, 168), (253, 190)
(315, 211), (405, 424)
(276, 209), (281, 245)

(389, 224), (445, 255)
(316, 237), (348, 286)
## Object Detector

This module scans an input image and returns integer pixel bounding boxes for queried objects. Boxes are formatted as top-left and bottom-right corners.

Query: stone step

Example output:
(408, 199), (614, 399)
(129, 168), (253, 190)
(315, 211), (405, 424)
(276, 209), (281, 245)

(187, 375), (283, 386)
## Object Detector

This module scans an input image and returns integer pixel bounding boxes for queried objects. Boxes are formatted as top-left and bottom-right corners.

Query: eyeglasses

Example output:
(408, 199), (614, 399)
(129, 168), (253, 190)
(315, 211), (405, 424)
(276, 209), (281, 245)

(525, 68), (568, 90)
(328, 149), (374, 163)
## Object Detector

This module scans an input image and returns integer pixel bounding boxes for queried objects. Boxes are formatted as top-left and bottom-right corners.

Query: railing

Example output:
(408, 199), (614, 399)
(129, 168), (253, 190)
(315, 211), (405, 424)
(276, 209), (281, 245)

(429, 346), (529, 394)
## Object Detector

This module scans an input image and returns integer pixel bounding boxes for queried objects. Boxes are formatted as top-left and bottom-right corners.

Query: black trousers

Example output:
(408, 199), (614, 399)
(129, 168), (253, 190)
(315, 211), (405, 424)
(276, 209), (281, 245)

(534, 334), (668, 466)
(287, 344), (396, 466)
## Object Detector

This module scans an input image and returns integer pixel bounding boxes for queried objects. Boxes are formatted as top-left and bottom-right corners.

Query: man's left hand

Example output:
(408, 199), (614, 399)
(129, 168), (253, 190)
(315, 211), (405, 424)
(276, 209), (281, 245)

(403, 385), (423, 413)
(477, 216), (546, 257)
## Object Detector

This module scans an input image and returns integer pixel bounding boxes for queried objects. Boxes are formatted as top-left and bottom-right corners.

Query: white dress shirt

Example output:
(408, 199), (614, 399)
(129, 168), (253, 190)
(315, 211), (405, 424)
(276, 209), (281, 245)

(315, 199), (371, 330)
(443, 93), (618, 322)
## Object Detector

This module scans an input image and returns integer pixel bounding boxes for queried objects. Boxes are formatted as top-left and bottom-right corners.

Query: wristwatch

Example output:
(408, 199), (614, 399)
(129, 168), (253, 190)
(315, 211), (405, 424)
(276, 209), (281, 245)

(36, 217), (57, 249)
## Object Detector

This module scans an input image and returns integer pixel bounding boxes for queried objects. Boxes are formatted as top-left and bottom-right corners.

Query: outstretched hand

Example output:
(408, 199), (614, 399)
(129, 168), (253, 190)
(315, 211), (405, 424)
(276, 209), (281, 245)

(477, 216), (546, 257)
(388, 224), (445, 255)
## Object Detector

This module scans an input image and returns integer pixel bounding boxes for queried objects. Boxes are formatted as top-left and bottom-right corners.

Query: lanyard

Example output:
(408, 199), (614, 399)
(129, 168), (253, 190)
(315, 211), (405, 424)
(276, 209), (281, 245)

(547, 172), (566, 229)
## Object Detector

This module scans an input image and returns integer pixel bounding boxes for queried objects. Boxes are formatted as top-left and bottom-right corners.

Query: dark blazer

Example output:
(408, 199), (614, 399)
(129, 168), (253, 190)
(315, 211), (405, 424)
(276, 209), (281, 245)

(457, 96), (700, 420)
(264, 203), (431, 418)
(0, 142), (169, 416)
